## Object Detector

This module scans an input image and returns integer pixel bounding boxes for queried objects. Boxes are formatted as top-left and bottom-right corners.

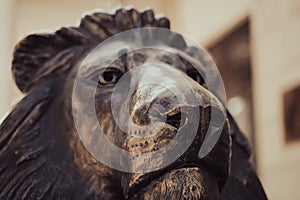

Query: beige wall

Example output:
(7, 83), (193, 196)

(122, 0), (250, 46)
(251, 0), (300, 199)
(1, 0), (300, 199)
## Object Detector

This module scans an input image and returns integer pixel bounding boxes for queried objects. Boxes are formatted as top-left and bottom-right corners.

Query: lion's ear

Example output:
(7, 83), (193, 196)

(12, 32), (83, 93)
(12, 34), (63, 93)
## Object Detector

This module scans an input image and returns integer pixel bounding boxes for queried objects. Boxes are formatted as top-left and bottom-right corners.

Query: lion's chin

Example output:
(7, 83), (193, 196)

(127, 167), (219, 200)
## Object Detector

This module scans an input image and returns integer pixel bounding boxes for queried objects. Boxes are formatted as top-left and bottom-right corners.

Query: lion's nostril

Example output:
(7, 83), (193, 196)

(165, 112), (182, 129)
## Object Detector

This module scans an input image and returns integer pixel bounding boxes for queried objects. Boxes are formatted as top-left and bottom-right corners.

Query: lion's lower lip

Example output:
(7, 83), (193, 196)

(126, 165), (207, 199)
(126, 159), (206, 195)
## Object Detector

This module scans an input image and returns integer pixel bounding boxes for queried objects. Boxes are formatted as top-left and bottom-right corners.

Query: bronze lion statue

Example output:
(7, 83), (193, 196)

(0, 8), (267, 199)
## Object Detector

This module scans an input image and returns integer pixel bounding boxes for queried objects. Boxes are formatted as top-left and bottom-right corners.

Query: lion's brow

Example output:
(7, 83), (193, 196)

(79, 64), (105, 79)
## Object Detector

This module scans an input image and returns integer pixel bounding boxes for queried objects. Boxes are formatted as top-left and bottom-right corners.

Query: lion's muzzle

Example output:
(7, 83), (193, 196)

(115, 64), (231, 199)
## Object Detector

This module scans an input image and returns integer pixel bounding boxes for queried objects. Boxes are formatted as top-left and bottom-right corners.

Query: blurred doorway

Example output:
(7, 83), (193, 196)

(207, 19), (256, 165)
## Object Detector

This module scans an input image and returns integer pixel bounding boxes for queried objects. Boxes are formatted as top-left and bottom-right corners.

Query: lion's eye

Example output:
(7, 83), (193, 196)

(98, 68), (123, 85)
(187, 69), (205, 85)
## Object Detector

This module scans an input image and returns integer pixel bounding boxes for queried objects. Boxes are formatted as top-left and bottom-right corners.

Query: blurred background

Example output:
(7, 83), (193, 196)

(1, 0), (300, 199)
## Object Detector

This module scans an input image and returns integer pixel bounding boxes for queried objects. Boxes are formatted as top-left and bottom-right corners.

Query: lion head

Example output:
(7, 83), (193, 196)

(0, 8), (266, 200)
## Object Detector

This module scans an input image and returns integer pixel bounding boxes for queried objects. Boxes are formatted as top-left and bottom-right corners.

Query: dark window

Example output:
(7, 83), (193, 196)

(208, 19), (256, 165)
(284, 86), (300, 142)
